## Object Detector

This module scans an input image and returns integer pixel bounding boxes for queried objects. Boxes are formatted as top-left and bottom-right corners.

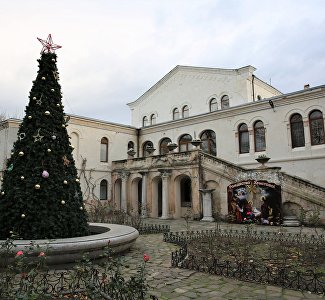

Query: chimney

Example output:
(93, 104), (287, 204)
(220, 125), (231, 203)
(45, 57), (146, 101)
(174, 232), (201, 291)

(304, 84), (310, 90)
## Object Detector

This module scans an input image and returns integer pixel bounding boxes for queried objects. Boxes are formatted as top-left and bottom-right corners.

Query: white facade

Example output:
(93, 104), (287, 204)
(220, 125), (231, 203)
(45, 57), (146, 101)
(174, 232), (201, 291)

(127, 65), (281, 127)
(1, 65), (324, 221)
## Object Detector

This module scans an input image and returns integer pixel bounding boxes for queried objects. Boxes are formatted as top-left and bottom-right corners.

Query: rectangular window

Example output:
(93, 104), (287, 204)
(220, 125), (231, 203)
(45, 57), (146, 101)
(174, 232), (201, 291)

(291, 123), (305, 148)
(100, 144), (108, 162)
(100, 185), (107, 200)
(240, 132), (250, 153)
(255, 128), (266, 152)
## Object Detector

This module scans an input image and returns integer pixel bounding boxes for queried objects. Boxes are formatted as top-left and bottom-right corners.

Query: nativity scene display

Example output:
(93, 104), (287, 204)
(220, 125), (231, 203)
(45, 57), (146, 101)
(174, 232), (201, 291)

(227, 180), (282, 225)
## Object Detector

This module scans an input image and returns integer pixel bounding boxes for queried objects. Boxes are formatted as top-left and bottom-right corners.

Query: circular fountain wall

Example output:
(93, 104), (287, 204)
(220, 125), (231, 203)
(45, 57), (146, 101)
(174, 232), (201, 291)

(0, 223), (139, 266)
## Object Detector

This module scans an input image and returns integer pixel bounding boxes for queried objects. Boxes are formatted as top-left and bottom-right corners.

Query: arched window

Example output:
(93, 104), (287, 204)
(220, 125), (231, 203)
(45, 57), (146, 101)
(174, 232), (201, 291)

(200, 130), (216, 156)
(238, 123), (249, 154)
(180, 177), (192, 207)
(100, 137), (108, 162)
(128, 141), (134, 150)
(209, 98), (218, 112)
(182, 105), (189, 118)
(290, 114), (305, 148)
(221, 95), (229, 109)
(160, 138), (172, 155)
(142, 116), (149, 127)
(309, 110), (324, 145)
(100, 179), (108, 200)
(254, 121), (266, 152)
(142, 141), (154, 157)
(150, 114), (156, 125)
(179, 134), (193, 152)
(173, 108), (179, 120)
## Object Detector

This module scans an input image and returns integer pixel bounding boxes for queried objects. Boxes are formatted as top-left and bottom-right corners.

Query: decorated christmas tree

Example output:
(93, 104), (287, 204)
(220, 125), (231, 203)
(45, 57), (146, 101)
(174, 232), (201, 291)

(0, 35), (89, 239)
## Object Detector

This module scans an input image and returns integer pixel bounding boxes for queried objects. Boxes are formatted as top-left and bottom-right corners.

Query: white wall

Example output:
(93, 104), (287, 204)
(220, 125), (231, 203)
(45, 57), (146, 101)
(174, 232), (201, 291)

(128, 66), (281, 128)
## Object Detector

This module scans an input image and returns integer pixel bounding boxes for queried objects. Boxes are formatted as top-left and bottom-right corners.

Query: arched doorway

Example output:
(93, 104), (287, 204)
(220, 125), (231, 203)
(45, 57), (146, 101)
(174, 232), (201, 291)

(174, 175), (192, 218)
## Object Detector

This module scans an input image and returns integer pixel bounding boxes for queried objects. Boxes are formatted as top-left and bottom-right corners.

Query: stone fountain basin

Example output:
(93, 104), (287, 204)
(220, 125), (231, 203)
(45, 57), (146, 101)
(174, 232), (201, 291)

(0, 223), (139, 266)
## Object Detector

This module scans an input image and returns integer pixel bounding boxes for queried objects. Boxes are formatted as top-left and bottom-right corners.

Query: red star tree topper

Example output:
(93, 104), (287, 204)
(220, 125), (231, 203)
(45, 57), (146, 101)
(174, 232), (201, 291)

(37, 34), (62, 53)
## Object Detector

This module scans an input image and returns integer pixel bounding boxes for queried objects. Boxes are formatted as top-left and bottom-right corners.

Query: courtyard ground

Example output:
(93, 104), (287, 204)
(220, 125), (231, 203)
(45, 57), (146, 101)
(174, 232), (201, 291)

(120, 218), (324, 300)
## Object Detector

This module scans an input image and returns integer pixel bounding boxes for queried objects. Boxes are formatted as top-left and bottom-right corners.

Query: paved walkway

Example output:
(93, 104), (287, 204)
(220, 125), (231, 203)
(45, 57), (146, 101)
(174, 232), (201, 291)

(120, 219), (324, 300)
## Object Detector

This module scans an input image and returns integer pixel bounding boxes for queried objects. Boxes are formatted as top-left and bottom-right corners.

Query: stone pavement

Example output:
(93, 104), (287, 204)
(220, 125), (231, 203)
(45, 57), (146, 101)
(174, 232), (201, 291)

(120, 219), (324, 300)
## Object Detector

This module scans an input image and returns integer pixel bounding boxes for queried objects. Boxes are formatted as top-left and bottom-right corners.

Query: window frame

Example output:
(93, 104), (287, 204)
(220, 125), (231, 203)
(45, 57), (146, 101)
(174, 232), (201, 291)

(182, 105), (189, 118)
(209, 98), (218, 112)
(100, 137), (108, 162)
(221, 95), (229, 109)
(100, 179), (108, 200)
(142, 116), (149, 127)
(238, 123), (250, 154)
(309, 110), (325, 146)
(200, 130), (217, 156)
(150, 114), (156, 125)
(179, 134), (193, 152)
(290, 113), (305, 148)
(254, 120), (266, 152)
(160, 138), (172, 155)
(173, 108), (180, 120)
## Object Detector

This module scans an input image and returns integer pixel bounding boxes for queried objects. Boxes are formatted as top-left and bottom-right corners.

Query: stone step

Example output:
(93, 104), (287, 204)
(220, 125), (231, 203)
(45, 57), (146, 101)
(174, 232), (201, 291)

(283, 215), (299, 220)
(282, 219), (301, 227)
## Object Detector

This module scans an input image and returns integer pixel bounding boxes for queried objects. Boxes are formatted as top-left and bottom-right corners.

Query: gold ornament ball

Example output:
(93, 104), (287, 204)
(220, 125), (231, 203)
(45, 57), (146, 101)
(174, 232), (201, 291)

(52, 58), (55, 61)
(61, 200), (65, 205)
(1, 191), (4, 195)
(62, 124), (66, 128)
(47, 149), (51, 153)
(63, 180), (68, 185)
(71, 145), (75, 149)
(42, 77), (46, 80)
(11, 152), (14, 155)
(35, 184), (41, 189)
(28, 115), (32, 119)
(33, 97), (36, 100)
(18, 151), (24, 156)
(20, 176), (24, 180)
(45, 111), (50, 116)
(51, 88), (55, 92)
(56, 103), (60, 107)
(76, 178), (80, 183)
(21, 214), (26, 218)
(79, 207), (83, 210)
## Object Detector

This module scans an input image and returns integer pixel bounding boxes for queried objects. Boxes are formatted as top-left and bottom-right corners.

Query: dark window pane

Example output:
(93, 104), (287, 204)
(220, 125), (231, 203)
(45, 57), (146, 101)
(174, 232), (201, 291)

(100, 180), (108, 200)
(290, 114), (305, 148)
(160, 138), (172, 155)
(173, 108), (179, 120)
(310, 110), (324, 145)
(100, 138), (108, 162)
(179, 134), (192, 152)
(254, 121), (266, 152)
(210, 98), (217, 111)
(239, 124), (249, 154)
(200, 130), (217, 156)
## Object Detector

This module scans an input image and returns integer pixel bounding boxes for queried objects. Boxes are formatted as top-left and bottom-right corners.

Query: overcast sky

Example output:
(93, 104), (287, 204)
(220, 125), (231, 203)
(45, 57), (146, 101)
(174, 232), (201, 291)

(1, 0), (324, 124)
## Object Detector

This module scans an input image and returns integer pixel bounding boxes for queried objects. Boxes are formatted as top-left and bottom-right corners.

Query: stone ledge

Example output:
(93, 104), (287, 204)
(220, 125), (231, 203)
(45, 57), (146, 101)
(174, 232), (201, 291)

(0, 223), (139, 266)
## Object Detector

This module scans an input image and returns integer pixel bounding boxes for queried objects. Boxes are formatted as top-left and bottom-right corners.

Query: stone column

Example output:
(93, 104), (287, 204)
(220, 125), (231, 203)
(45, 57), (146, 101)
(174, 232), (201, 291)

(139, 171), (148, 218)
(120, 171), (129, 213)
(199, 189), (215, 222)
(159, 169), (171, 219)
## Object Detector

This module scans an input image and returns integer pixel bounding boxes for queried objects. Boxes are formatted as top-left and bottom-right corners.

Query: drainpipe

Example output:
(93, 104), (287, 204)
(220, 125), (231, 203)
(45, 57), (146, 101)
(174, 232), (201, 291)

(136, 128), (141, 157)
(252, 74), (255, 101)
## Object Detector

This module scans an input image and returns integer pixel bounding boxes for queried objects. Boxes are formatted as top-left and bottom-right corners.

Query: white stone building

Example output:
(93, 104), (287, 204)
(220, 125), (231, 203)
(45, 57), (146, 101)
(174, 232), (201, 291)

(1, 65), (324, 223)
